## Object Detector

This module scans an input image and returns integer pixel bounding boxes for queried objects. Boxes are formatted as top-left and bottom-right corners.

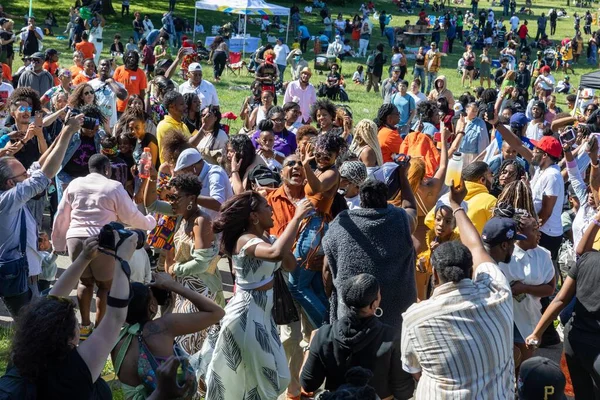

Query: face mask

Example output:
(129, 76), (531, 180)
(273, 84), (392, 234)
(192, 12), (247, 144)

(295, 55), (301, 61)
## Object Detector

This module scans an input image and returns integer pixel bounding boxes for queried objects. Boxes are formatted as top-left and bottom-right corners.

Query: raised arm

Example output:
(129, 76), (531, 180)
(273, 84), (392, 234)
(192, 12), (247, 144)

(449, 177), (495, 268)
(427, 125), (450, 195)
(576, 210), (600, 256)
(78, 233), (138, 381)
(148, 272), (224, 338)
(398, 160), (417, 233)
(492, 116), (533, 162)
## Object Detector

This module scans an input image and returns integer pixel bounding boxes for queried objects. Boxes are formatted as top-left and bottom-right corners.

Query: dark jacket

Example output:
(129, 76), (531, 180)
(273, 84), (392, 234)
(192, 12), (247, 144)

(515, 69), (531, 90)
(300, 316), (414, 399)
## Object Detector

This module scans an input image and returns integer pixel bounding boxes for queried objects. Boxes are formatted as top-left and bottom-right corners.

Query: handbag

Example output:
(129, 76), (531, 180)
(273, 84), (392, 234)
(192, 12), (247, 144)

(0, 211), (30, 298)
(272, 269), (299, 325)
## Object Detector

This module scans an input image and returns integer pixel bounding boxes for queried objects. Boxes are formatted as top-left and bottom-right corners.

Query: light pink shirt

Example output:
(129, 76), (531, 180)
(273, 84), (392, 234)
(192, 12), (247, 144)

(283, 80), (317, 123)
(52, 173), (156, 252)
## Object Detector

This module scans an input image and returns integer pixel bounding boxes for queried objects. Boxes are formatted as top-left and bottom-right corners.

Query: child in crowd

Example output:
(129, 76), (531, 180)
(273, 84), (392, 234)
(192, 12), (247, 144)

(353, 65), (365, 84)
(38, 231), (58, 292)
(125, 36), (138, 53)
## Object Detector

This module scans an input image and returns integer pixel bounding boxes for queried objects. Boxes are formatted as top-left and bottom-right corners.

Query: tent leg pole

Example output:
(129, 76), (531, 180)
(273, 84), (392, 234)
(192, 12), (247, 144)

(193, 8), (197, 43)
(243, 16), (247, 58)
(286, 14), (290, 43)
(572, 87), (581, 118)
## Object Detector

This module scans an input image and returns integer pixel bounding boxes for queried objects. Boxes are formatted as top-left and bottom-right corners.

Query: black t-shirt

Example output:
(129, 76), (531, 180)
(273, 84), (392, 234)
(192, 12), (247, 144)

(63, 135), (96, 178)
(6, 125), (40, 170)
(256, 63), (278, 84)
(133, 133), (159, 169)
(40, 349), (111, 400)
(107, 155), (129, 189)
(0, 30), (14, 57)
(568, 252), (600, 334)
(110, 42), (124, 54)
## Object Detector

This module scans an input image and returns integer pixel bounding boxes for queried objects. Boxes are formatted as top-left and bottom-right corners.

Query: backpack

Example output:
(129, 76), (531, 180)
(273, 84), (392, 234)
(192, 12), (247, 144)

(366, 52), (375, 67)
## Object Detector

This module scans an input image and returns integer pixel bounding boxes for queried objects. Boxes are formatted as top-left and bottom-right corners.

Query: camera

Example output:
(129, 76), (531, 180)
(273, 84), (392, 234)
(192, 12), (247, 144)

(98, 222), (146, 251)
(68, 107), (99, 130)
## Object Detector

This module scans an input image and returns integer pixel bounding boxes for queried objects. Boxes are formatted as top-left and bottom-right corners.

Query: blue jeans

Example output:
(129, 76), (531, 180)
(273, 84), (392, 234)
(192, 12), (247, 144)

(414, 67), (425, 90)
(277, 64), (286, 83)
(175, 31), (183, 49)
(288, 215), (328, 328)
(133, 31), (141, 44)
(426, 71), (437, 94)
(56, 171), (75, 205)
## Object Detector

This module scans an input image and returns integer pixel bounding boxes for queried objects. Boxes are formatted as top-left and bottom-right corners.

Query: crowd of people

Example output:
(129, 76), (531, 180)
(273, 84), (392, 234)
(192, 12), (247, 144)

(0, 0), (600, 399)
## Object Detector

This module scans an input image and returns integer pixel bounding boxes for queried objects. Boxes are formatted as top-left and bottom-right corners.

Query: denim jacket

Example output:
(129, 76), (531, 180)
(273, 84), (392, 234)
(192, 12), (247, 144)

(460, 118), (488, 154)
(59, 130), (106, 172)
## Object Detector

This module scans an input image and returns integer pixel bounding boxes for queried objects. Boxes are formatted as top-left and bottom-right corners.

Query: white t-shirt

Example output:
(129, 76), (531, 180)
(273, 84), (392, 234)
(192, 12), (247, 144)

(335, 19), (346, 32)
(498, 245), (554, 339)
(197, 129), (229, 159)
(409, 91), (427, 105)
(0, 82), (15, 128)
(531, 164), (564, 236)
(510, 16), (519, 30)
(274, 44), (290, 66)
(89, 78), (125, 128)
(345, 195), (361, 210)
(178, 79), (220, 110)
(525, 120), (548, 141)
(89, 25), (103, 43)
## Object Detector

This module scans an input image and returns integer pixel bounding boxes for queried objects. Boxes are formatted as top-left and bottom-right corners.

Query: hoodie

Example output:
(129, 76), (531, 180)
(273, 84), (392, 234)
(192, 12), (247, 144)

(300, 316), (414, 399)
(427, 75), (455, 107)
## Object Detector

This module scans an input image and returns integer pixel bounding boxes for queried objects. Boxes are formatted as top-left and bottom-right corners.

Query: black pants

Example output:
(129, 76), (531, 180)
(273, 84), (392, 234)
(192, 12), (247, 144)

(551, 22), (556, 35)
(213, 52), (227, 78)
(121, 4), (129, 16)
(300, 37), (309, 53)
(564, 321), (600, 399)
(447, 38), (455, 53)
(399, 65), (407, 80)
(457, 26), (463, 41)
(539, 232), (562, 345)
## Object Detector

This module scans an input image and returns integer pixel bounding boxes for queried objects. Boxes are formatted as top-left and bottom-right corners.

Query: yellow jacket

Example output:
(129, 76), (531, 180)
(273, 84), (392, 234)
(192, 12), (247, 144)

(424, 181), (497, 234)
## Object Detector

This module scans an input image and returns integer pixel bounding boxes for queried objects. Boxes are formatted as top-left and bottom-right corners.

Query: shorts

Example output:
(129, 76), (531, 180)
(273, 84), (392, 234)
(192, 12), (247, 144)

(466, 65), (475, 71)
(484, 37), (493, 45)
(67, 237), (116, 282)
(514, 323), (525, 344)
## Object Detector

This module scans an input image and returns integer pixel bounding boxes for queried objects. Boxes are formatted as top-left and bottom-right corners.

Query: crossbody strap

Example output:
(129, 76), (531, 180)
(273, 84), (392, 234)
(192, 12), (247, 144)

(19, 210), (27, 256)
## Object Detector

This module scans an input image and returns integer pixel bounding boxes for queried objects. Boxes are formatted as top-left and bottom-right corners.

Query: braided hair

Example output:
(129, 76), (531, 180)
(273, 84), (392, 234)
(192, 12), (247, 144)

(374, 103), (397, 128)
(490, 159), (526, 197)
(496, 180), (537, 218)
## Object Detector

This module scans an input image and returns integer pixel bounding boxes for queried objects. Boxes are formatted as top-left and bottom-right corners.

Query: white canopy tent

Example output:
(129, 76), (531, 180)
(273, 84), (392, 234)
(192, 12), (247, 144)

(193, 0), (290, 57)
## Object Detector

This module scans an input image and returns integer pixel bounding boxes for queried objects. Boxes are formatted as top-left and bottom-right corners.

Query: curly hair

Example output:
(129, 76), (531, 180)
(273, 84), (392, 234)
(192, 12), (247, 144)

(163, 91), (183, 113)
(296, 125), (318, 144)
(126, 282), (152, 325)
(213, 191), (265, 256)
(169, 173), (203, 197)
(497, 179), (536, 218)
(430, 241), (473, 283)
(230, 134), (257, 178)
(8, 87), (42, 113)
(374, 103), (397, 128)
(68, 83), (97, 109)
(416, 101), (439, 123)
(359, 179), (388, 209)
(314, 131), (348, 155)
(81, 103), (108, 126)
(160, 130), (191, 164)
(351, 119), (383, 166)
(310, 98), (337, 123)
(153, 75), (176, 100)
(11, 297), (78, 381)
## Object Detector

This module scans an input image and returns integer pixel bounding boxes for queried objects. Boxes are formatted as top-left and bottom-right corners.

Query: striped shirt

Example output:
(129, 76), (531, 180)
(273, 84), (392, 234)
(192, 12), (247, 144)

(401, 262), (515, 399)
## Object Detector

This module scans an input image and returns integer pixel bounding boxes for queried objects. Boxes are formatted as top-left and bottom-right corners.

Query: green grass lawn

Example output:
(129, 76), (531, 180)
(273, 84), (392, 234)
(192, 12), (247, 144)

(5, 0), (598, 126)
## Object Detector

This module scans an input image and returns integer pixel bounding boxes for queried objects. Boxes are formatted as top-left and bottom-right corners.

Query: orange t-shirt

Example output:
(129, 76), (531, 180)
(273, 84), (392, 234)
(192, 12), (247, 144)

(72, 73), (93, 86)
(399, 131), (440, 178)
(113, 66), (148, 112)
(75, 41), (96, 60)
(69, 65), (83, 80)
(1, 63), (11, 83)
(267, 186), (301, 237)
(43, 61), (60, 85)
(378, 126), (403, 163)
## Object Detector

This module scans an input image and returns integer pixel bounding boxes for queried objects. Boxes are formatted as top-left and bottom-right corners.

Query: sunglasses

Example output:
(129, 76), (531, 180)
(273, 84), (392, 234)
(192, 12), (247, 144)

(284, 160), (302, 168)
(18, 106), (32, 113)
(83, 91), (94, 96)
(165, 194), (182, 202)
(314, 152), (331, 159)
(31, 58), (42, 64)
(270, 117), (283, 123)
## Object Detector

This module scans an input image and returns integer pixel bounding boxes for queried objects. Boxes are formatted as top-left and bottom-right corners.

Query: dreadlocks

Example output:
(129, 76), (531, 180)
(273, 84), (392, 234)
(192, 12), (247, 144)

(374, 103), (397, 128)
(497, 180), (537, 218)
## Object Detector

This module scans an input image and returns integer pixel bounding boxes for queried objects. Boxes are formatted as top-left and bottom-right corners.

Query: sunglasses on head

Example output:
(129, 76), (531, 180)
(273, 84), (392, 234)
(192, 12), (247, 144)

(284, 160), (302, 168)
(18, 105), (32, 113)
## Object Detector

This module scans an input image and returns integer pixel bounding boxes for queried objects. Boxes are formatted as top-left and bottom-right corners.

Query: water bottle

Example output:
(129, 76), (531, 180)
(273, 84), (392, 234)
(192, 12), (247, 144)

(444, 152), (464, 188)
(139, 147), (152, 179)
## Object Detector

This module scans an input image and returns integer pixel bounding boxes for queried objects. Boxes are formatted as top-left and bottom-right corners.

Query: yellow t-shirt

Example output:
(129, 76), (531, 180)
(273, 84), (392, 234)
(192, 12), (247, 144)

(156, 115), (191, 162)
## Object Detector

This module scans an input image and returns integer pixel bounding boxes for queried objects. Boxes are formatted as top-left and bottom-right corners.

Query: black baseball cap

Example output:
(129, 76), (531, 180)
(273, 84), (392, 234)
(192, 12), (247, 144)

(248, 165), (280, 187)
(518, 357), (567, 400)
(482, 217), (526, 247)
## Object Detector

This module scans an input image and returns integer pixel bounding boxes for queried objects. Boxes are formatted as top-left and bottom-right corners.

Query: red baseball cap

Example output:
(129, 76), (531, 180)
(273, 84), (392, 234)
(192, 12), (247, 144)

(530, 136), (562, 159)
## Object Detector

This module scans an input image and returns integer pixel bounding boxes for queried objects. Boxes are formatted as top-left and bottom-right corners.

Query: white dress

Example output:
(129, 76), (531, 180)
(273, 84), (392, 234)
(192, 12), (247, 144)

(198, 236), (290, 400)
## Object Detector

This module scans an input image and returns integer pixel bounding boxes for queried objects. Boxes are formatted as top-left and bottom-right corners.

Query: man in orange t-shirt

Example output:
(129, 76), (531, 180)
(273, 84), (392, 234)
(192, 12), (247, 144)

(70, 51), (84, 79)
(113, 50), (147, 114)
(75, 32), (96, 61)
(376, 103), (403, 163)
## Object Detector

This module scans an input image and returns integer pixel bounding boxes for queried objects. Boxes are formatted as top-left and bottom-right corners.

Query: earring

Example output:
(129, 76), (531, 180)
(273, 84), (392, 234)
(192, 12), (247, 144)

(253, 219), (259, 225)
(374, 307), (383, 318)
(186, 202), (194, 211)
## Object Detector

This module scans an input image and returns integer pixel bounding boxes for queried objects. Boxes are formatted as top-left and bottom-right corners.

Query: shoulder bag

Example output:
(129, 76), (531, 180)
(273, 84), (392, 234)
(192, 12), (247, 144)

(0, 211), (30, 298)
